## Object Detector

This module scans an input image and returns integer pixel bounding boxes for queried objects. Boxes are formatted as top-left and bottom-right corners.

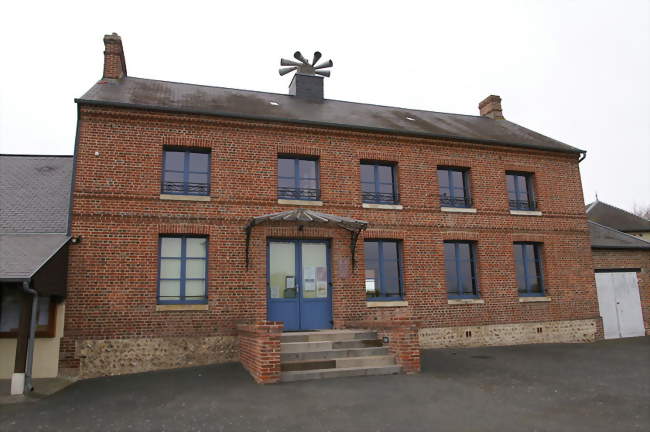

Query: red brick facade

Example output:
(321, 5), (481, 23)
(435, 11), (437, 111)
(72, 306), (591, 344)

(592, 249), (650, 335)
(59, 103), (600, 376)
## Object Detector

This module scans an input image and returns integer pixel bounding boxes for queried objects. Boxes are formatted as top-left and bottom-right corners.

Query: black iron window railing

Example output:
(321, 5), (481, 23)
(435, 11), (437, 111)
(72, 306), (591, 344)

(278, 187), (320, 201)
(162, 181), (210, 195)
(362, 191), (399, 204)
(441, 195), (472, 208)
(509, 199), (536, 211)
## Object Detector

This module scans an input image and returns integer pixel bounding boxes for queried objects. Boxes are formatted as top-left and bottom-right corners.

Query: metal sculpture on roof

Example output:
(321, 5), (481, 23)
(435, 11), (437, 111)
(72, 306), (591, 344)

(278, 51), (333, 77)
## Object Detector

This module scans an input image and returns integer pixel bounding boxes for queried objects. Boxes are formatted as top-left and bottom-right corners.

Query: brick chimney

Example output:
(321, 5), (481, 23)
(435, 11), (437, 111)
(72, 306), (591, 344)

(478, 95), (504, 119)
(102, 33), (127, 79)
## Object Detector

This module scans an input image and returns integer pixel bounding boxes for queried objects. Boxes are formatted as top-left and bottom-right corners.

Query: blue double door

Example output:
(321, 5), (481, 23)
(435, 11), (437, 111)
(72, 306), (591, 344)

(267, 239), (332, 331)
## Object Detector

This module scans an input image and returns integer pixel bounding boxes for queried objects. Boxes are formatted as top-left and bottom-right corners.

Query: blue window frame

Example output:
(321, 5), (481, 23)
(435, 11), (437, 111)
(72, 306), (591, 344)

(438, 167), (471, 208)
(444, 241), (479, 298)
(364, 240), (403, 299)
(162, 149), (210, 196)
(158, 236), (208, 304)
(277, 156), (320, 200)
(506, 172), (536, 210)
(514, 242), (544, 296)
(361, 162), (399, 204)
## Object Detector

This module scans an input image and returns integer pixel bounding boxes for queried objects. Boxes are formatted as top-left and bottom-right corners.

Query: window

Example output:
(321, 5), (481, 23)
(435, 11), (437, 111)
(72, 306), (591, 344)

(438, 167), (471, 208)
(158, 236), (208, 304)
(361, 162), (398, 204)
(364, 240), (403, 299)
(506, 172), (535, 210)
(162, 149), (210, 196)
(277, 156), (319, 200)
(444, 242), (479, 298)
(0, 285), (56, 338)
(514, 243), (544, 296)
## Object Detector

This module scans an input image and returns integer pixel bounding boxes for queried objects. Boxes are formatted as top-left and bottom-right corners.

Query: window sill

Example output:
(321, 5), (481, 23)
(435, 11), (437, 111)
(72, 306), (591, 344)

(277, 199), (323, 206)
(362, 203), (403, 210)
(156, 304), (209, 311)
(160, 194), (211, 202)
(447, 299), (484, 305)
(441, 207), (477, 214)
(519, 296), (551, 303)
(366, 300), (408, 308)
(509, 210), (542, 216)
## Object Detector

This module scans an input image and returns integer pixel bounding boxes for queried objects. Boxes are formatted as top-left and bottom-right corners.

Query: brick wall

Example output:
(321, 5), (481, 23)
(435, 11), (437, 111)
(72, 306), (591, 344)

(237, 322), (283, 383)
(61, 105), (599, 376)
(592, 249), (650, 335)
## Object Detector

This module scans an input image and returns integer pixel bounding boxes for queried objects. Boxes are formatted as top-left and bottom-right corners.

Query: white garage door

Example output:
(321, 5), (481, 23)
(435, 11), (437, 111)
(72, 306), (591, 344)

(595, 272), (645, 339)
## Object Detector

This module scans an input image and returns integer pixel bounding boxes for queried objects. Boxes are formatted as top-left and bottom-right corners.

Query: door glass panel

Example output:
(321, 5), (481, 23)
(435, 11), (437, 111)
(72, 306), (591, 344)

(301, 243), (328, 299)
(269, 242), (296, 299)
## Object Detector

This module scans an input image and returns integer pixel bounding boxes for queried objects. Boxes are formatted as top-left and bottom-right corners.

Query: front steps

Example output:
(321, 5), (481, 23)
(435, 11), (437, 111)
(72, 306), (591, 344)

(280, 329), (401, 382)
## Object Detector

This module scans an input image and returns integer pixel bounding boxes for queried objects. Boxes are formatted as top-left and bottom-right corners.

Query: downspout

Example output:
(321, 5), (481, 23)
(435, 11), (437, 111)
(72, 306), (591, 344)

(21, 280), (38, 392)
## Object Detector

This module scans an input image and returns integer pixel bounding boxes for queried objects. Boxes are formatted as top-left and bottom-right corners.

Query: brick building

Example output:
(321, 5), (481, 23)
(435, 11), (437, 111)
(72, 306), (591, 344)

(60, 34), (601, 381)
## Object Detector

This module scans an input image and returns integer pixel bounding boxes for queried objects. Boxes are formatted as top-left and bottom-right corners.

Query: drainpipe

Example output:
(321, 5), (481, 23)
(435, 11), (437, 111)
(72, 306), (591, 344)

(21, 280), (38, 393)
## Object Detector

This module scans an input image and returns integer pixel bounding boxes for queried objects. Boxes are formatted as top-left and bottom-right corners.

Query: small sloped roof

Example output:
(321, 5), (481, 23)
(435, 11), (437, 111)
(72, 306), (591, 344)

(0, 234), (71, 280)
(77, 77), (583, 155)
(0, 155), (73, 233)
(586, 200), (650, 232)
(589, 221), (650, 250)
(247, 208), (368, 232)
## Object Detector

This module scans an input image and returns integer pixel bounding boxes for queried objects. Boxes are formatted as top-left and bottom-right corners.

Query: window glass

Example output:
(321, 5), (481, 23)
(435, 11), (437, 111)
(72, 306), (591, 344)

(360, 164), (375, 183)
(278, 158), (295, 178)
(0, 288), (20, 332)
(514, 243), (543, 295)
(365, 240), (402, 299)
(188, 152), (209, 172)
(186, 260), (206, 279)
(159, 237), (208, 303)
(161, 238), (182, 257)
(185, 280), (206, 298)
(164, 151), (185, 171)
(299, 179), (318, 190)
(377, 165), (393, 183)
(188, 173), (208, 185)
(164, 171), (184, 184)
(37, 297), (50, 326)
(514, 245), (526, 293)
(160, 259), (181, 279)
(438, 169), (450, 189)
(444, 242), (478, 298)
(382, 260), (401, 296)
(186, 238), (207, 258)
(159, 280), (181, 301)
(299, 159), (317, 179)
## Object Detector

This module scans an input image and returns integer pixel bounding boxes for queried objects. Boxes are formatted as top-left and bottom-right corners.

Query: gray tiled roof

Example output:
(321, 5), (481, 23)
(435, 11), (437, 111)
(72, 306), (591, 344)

(586, 200), (650, 232)
(0, 234), (70, 280)
(589, 221), (650, 250)
(0, 155), (73, 233)
(77, 77), (583, 155)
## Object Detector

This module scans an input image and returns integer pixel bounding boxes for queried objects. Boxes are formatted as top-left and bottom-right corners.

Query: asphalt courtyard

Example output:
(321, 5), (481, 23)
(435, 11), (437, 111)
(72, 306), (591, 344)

(0, 337), (648, 432)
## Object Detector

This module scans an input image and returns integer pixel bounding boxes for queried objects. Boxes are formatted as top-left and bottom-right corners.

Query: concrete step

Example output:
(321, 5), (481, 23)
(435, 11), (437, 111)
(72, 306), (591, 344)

(280, 364), (402, 382)
(281, 355), (395, 372)
(281, 330), (378, 343)
(281, 346), (390, 362)
(281, 339), (383, 353)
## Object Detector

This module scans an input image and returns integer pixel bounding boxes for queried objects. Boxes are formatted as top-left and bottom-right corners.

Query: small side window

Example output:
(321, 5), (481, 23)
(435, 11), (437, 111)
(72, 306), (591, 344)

(506, 172), (536, 210)
(438, 167), (471, 208)
(162, 149), (210, 196)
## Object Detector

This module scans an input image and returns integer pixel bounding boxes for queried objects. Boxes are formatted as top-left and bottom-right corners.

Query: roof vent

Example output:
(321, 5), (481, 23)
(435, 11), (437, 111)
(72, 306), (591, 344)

(279, 51), (333, 101)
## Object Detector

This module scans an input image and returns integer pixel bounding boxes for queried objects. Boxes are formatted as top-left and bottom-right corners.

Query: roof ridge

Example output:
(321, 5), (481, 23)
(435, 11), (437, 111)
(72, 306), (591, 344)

(121, 76), (506, 121)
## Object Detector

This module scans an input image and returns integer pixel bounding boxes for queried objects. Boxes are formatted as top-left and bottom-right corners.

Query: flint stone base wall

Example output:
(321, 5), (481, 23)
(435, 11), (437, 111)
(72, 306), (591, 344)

(75, 336), (238, 378)
(419, 319), (598, 349)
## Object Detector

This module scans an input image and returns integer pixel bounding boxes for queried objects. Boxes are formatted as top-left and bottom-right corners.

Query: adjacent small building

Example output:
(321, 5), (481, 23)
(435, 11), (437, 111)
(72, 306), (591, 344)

(588, 201), (650, 339)
(0, 155), (72, 393)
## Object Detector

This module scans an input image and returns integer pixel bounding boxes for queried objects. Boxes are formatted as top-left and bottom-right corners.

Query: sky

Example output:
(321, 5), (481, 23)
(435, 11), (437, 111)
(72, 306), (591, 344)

(0, 0), (648, 211)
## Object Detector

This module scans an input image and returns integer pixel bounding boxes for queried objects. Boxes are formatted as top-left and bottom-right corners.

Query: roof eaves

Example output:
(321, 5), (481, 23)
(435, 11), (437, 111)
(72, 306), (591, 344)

(75, 98), (585, 156)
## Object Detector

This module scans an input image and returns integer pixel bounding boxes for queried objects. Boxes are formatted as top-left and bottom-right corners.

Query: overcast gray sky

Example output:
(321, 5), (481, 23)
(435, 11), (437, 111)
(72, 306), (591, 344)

(1, 0), (648, 211)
